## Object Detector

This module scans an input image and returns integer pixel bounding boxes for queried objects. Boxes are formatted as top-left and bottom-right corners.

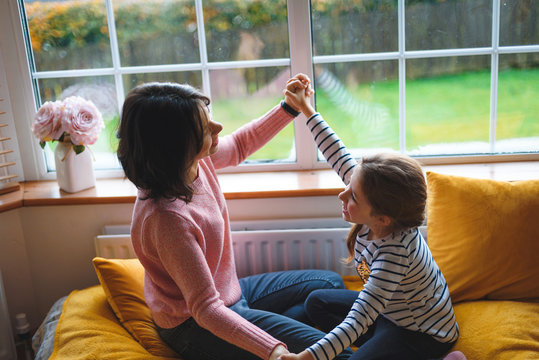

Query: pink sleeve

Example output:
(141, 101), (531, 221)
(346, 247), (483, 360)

(147, 212), (283, 359)
(210, 104), (294, 169)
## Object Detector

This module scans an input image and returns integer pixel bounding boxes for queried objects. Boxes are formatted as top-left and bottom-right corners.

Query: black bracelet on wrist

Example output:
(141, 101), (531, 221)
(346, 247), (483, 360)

(281, 100), (300, 117)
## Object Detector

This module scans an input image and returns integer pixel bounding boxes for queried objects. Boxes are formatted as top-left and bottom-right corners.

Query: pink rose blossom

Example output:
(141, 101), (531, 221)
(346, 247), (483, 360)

(31, 100), (64, 141)
(61, 96), (105, 146)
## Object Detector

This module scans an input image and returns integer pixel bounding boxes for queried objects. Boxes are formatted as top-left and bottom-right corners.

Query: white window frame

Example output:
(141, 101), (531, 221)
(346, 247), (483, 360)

(310, 0), (539, 165)
(1, 0), (538, 181)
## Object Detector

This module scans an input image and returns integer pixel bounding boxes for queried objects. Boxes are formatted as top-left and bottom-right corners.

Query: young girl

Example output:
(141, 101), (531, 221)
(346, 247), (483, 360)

(116, 79), (354, 360)
(280, 75), (459, 360)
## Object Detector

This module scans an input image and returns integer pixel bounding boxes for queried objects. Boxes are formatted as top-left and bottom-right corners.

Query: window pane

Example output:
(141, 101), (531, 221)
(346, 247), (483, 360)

(24, 0), (112, 71)
(500, 0), (539, 46)
(37, 76), (120, 170)
(114, 0), (200, 66)
(406, 56), (491, 155)
(406, 0), (492, 51)
(496, 54), (539, 153)
(209, 67), (293, 161)
(311, 0), (398, 56)
(122, 71), (202, 94)
(313, 61), (399, 156)
(204, 0), (289, 62)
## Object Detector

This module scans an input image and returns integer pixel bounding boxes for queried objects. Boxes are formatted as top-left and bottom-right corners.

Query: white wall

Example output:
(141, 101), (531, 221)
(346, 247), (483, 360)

(0, 195), (342, 332)
(0, 208), (38, 332)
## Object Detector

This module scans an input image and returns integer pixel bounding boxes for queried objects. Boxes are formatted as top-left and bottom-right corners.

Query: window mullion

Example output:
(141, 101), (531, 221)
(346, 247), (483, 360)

(398, 0), (406, 153)
(105, 0), (125, 112)
(195, 0), (211, 99)
(287, 0), (317, 169)
(489, 0), (501, 153)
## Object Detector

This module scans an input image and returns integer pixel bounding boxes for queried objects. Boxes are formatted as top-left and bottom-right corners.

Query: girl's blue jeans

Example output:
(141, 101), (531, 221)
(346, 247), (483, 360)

(158, 269), (354, 360)
(305, 289), (456, 360)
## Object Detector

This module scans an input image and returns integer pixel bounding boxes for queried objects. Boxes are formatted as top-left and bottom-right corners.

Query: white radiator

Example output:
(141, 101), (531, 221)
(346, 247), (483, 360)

(95, 218), (355, 277)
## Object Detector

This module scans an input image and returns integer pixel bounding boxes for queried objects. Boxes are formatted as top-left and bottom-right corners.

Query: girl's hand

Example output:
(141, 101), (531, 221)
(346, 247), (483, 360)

(278, 350), (315, 360)
(269, 345), (289, 360)
(284, 74), (315, 117)
(287, 73), (312, 88)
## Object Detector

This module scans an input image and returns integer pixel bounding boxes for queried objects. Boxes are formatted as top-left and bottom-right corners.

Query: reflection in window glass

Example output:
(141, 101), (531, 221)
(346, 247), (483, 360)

(311, 0), (398, 56)
(406, 0), (492, 51)
(496, 54), (539, 153)
(23, 0), (112, 71)
(115, 0), (199, 66)
(37, 76), (120, 170)
(406, 56), (491, 155)
(313, 61), (399, 155)
(500, 0), (539, 46)
(204, 0), (289, 62)
(210, 66), (294, 161)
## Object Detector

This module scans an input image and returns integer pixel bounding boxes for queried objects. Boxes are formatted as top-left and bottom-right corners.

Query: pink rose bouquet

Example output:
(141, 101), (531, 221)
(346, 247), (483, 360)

(31, 96), (104, 154)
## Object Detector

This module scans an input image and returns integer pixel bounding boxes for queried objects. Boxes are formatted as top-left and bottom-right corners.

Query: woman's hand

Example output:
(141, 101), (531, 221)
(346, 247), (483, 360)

(283, 73), (315, 117)
(269, 345), (289, 360)
(278, 350), (315, 360)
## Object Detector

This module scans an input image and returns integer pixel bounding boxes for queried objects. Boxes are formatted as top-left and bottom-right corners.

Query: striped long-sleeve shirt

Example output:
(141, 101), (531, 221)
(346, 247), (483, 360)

(305, 113), (459, 360)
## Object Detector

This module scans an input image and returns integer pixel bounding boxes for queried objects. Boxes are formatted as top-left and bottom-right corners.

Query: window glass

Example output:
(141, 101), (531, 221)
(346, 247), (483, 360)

(24, 0), (112, 71)
(406, 56), (491, 155)
(114, 0), (200, 66)
(17, 0), (539, 177)
(37, 76), (121, 169)
(497, 54), (539, 153)
(210, 66), (294, 161)
(313, 61), (399, 156)
(406, 0), (492, 51)
(500, 0), (539, 46)
(311, 0), (398, 56)
(123, 71), (202, 93)
(204, 0), (289, 62)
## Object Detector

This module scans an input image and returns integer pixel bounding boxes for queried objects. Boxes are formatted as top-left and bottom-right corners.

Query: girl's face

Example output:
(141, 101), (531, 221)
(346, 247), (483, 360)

(195, 105), (223, 160)
(338, 168), (381, 229)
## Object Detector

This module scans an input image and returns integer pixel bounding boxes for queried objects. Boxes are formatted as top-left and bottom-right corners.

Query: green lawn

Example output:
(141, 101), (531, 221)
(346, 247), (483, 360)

(94, 68), (539, 159)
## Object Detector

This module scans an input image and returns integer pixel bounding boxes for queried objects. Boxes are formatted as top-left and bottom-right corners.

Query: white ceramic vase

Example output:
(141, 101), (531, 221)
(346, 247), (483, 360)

(54, 141), (96, 193)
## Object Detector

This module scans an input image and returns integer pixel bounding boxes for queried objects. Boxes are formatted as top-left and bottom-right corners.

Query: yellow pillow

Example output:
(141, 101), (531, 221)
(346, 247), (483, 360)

(342, 276), (364, 292)
(451, 300), (539, 360)
(92, 257), (179, 358)
(426, 172), (539, 303)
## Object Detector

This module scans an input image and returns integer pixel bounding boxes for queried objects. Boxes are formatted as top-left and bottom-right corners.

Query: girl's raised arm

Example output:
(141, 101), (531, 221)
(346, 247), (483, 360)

(305, 113), (356, 185)
(284, 74), (357, 185)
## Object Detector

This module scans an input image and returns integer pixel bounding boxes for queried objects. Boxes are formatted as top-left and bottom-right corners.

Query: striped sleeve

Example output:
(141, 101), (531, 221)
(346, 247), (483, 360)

(306, 113), (357, 185)
(307, 239), (410, 360)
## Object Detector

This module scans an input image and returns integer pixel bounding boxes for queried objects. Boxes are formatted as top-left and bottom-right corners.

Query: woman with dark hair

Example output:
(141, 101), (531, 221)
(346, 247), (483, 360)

(117, 78), (353, 360)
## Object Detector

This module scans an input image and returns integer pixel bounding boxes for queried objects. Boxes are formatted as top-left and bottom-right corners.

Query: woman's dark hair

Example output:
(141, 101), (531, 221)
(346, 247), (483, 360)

(117, 82), (210, 202)
(345, 153), (427, 261)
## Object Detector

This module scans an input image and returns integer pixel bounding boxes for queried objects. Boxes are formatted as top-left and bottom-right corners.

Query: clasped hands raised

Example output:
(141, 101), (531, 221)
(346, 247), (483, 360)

(283, 73), (315, 115)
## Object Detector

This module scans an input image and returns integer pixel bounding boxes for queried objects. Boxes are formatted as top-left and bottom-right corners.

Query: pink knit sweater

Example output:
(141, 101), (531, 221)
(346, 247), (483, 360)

(130, 104), (294, 360)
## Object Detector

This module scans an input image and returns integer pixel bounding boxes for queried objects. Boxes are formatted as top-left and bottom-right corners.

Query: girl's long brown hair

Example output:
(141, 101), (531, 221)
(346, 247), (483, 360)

(345, 153), (427, 262)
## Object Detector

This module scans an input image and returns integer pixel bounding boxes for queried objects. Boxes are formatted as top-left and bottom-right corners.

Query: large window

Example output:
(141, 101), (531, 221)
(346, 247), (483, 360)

(311, 0), (538, 160)
(17, 0), (539, 177)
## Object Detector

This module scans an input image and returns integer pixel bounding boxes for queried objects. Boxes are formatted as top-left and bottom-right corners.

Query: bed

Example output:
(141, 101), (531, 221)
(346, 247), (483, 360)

(32, 255), (364, 360)
(32, 171), (539, 359)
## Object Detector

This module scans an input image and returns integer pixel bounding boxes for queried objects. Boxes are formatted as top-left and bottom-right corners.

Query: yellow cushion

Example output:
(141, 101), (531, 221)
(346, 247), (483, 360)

(50, 285), (179, 360)
(426, 172), (539, 303)
(92, 257), (179, 358)
(452, 300), (539, 360)
(342, 276), (364, 292)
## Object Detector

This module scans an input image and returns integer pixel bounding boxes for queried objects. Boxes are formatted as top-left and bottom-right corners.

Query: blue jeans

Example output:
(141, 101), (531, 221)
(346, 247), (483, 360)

(158, 270), (354, 360)
(305, 289), (455, 360)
